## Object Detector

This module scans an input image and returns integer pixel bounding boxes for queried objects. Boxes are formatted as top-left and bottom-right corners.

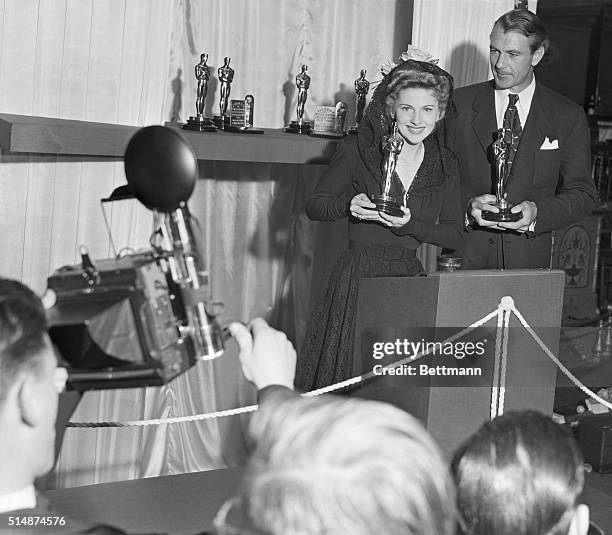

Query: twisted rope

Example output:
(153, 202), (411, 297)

(69, 297), (610, 428)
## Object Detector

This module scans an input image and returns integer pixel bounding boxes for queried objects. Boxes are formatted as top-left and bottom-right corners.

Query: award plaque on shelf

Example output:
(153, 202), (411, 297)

(310, 101), (347, 139)
(224, 95), (264, 134)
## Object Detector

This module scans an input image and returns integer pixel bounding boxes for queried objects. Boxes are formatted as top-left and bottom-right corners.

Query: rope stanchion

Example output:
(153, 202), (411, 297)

(512, 306), (612, 412)
(491, 305), (506, 420)
(68, 296), (612, 429)
(67, 306), (503, 428)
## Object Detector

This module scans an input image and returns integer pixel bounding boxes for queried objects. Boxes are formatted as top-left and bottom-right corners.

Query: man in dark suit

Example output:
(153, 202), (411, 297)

(0, 278), (124, 534)
(457, 9), (595, 269)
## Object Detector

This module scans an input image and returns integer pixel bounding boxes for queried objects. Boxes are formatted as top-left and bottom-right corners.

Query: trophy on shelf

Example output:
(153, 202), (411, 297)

(213, 57), (235, 130)
(183, 53), (217, 132)
(225, 94), (264, 134)
(285, 64), (312, 134)
(482, 127), (523, 222)
(370, 122), (405, 216)
(349, 69), (370, 135)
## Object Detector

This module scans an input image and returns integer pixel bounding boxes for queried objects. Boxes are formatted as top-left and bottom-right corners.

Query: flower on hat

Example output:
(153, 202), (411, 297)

(400, 45), (439, 64)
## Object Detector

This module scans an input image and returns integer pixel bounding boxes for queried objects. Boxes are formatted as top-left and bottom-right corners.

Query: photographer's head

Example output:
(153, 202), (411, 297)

(452, 410), (589, 535)
(218, 395), (455, 535)
(0, 278), (67, 492)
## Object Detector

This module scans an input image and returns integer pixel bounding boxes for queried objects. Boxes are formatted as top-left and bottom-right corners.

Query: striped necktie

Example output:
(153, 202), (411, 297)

(502, 93), (521, 158)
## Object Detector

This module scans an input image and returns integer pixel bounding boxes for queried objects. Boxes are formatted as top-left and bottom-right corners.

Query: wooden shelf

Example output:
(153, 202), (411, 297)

(0, 113), (138, 157)
(0, 114), (338, 164)
(165, 123), (337, 164)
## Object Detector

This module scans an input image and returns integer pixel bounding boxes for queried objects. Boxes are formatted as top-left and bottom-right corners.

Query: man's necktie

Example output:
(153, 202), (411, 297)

(502, 93), (521, 158)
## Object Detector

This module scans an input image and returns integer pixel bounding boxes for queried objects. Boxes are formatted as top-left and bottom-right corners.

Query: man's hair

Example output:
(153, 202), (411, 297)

(452, 410), (584, 535)
(495, 8), (550, 53)
(0, 278), (48, 404)
(242, 395), (456, 535)
(385, 66), (452, 118)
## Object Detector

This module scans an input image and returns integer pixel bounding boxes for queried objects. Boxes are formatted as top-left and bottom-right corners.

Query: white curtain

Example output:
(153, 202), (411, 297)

(412, 0), (537, 88)
(3, 0), (542, 488)
(0, 0), (401, 487)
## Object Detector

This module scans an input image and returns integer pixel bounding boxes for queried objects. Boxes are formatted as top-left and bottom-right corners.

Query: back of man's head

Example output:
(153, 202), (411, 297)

(239, 395), (456, 535)
(452, 410), (589, 535)
(0, 278), (48, 404)
(0, 278), (64, 488)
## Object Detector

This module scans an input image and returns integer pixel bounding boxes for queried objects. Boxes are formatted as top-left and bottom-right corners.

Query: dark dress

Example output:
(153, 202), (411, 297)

(295, 135), (463, 392)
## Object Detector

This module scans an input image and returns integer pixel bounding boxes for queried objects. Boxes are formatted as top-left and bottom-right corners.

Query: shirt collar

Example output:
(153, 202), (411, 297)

(494, 76), (536, 129)
(0, 485), (36, 514)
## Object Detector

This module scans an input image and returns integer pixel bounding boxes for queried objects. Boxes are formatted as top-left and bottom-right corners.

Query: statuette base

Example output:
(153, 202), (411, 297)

(482, 205), (522, 222)
(183, 116), (217, 132)
(284, 120), (312, 135)
(370, 194), (404, 217)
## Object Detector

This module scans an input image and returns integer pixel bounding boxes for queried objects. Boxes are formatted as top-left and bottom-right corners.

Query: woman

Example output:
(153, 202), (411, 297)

(295, 58), (463, 392)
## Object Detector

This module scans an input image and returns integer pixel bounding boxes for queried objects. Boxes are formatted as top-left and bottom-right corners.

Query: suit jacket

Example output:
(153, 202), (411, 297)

(455, 80), (595, 269)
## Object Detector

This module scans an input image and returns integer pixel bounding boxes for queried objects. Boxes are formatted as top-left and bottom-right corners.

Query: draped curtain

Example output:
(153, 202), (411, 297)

(1, 0), (539, 488)
(0, 0), (401, 487)
(412, 0), (537, 87)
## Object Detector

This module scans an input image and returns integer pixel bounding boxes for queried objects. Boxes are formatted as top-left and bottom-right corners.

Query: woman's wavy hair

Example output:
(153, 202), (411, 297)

(384, 67), (453, 120)
(357, 59), (457, 185)
(452, 410), (585, 535)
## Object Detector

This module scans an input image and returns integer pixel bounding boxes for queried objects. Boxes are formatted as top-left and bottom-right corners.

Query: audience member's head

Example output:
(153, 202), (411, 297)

(452, 410), (589, 535)
(0, 278), (67, 493)
(217, 394), (456, 535)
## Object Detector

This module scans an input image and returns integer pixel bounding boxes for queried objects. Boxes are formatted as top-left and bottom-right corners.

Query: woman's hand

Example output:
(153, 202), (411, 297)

(350, 193), (384, 222)
(379, 206), (411, 228)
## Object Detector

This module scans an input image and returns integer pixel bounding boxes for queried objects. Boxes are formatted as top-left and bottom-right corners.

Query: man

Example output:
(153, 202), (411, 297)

(457, 9), (595, 269)
(0, 278), (124, 534)
(452, 410), (591, 535)
(222, 319), (456, 535)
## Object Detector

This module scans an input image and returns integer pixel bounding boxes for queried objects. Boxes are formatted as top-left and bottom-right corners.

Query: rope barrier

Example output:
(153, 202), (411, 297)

(66, 296), (612, 428)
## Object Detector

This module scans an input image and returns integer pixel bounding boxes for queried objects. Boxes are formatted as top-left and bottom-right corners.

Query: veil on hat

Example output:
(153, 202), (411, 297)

(356, 59), (457, 189)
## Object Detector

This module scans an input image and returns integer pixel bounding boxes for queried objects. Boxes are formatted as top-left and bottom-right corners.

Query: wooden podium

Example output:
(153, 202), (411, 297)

(351, 269), (565, 457)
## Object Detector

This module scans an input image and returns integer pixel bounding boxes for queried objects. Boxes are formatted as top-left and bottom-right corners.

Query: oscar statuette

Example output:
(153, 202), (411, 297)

(482, 127), (523, 222)
(285, 64), (312, 134)
(183, 52), (217, 132)
(213, 57), (235, 130)
(349, 69), (370, 135)
(370, 122), (404, 217)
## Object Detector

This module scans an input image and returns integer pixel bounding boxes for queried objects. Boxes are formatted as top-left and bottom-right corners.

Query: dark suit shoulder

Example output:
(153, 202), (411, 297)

(454, 81), (492, 106)
(536, 81), (585, 114)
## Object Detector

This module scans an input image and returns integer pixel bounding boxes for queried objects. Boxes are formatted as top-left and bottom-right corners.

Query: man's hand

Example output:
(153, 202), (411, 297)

(229, 318), (296, 391)
(350, 193), (384, 223)
(497, 200), (537, 233)
(379, 206), (411, 228)
(468, 194), (500, 227)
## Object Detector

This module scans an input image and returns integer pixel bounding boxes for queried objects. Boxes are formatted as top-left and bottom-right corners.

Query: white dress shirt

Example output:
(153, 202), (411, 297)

(494, 76), (536, 130)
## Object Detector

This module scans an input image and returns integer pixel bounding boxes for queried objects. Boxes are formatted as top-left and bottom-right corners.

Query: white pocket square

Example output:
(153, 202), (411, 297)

(540, 137), (559, 150)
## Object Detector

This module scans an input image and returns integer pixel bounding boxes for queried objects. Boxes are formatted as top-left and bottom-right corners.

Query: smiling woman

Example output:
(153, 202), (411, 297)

(295, 58), (464, 392)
